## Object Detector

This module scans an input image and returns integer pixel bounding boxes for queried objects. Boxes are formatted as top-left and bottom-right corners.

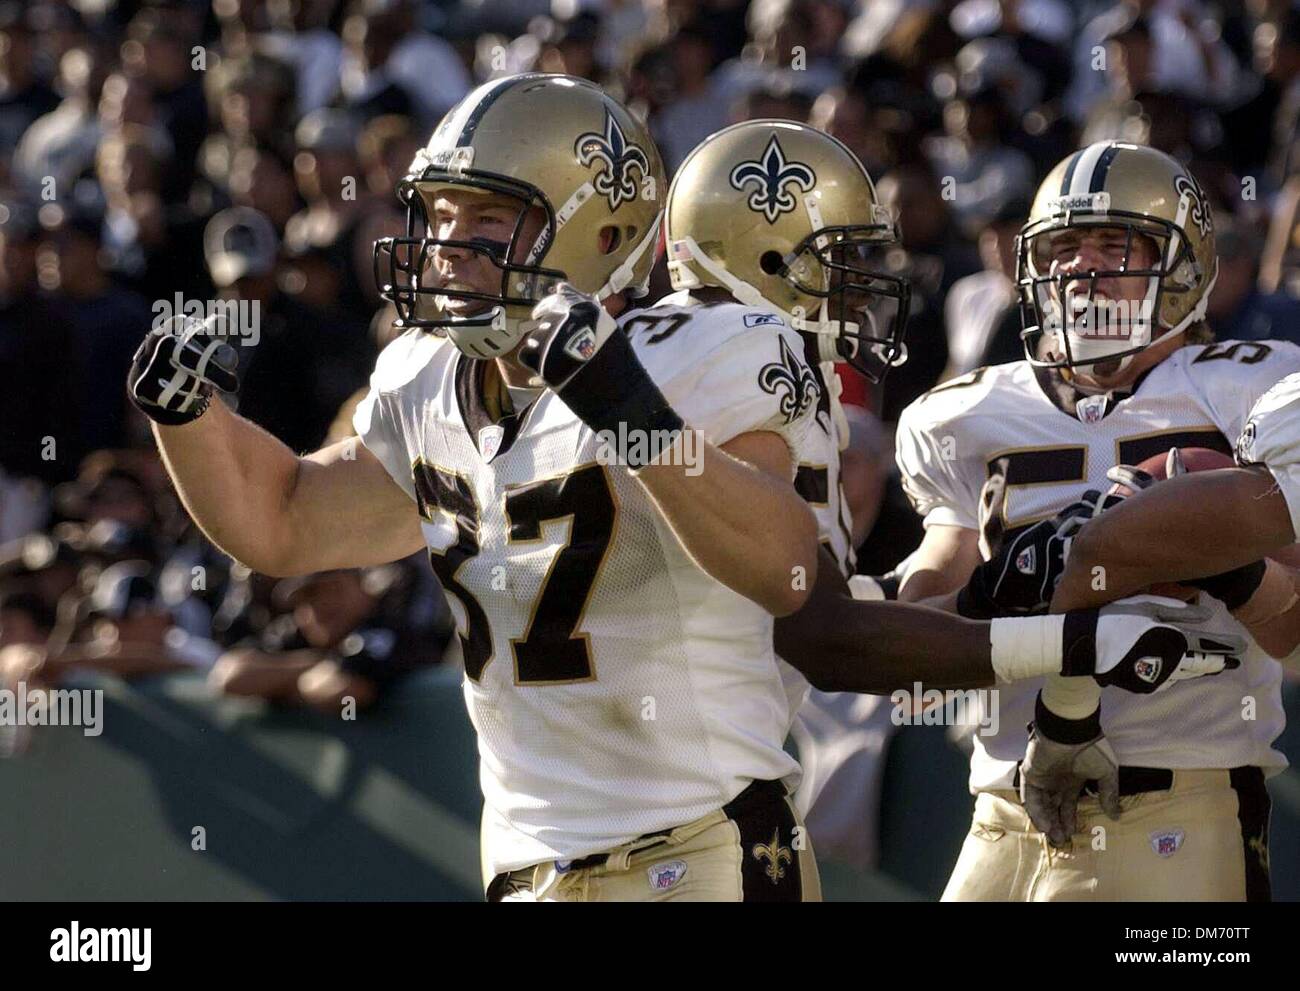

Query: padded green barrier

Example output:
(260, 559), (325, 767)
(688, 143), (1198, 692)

(2, 671), (1297, 901)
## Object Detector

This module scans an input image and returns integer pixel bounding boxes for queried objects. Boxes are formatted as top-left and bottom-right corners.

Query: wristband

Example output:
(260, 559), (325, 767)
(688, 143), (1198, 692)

(989, 614), (1066, 683)
(1187, 558), (1266, 610)
(558, 330), (685, 469)
(1234, 558), (1299, 627)
(1033, 692), (1102, 743)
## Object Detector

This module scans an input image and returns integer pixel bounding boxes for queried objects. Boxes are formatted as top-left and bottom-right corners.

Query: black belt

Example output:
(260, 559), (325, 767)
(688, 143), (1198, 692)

(1011, 764), (1174, 798)
(487, 778), (784, 900)
(554, 778), (782, 871)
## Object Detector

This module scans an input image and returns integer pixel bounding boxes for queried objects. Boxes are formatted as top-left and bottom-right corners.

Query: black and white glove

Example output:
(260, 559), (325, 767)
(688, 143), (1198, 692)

(518, 283), (684, 469)
(1064, 596), (1243, 692)
(1020, 696), (1121, 848)
(990, 594), (1244, 691)
(128, 314), (240, 425)
(958, 459), (1122, 618)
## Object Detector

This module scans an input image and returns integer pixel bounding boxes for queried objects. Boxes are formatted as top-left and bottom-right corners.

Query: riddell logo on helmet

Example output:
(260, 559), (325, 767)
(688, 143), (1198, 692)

(1046, 192), (1111, 214)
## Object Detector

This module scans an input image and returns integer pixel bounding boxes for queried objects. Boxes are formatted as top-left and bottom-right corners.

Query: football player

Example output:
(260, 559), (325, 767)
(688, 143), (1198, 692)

(661, 118), (906, 859)
(895, 141), (1300, 901)
(132, 74), (835, 903)
(656, 123), (1248, 865)
(129, 77), (1242, 905)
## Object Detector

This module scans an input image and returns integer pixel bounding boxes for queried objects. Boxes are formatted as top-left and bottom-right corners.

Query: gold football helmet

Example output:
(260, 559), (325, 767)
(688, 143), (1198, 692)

(373, 73), (666, 358)
(1017, 141), (1218, 371)
(664, 119), (909, 382)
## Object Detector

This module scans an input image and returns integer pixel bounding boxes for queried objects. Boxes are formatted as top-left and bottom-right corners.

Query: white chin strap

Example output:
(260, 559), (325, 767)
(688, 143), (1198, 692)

(440, 187), (664, 358)
(667, 234), (857, 337)
(597, 212), (662, 301)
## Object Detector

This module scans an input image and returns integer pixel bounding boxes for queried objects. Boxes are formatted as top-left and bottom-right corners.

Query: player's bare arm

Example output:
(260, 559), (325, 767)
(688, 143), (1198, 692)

(775, 543), (1241, 695)
(777, 546), (994, 690)
(638, 429), (818, 616)
(130, 318), (425, 576)
(1054, 466), (1293, 608)
(519, 284), (819, 616)
(897, 523), (980, 607)
(1051, 465), (1300, 660)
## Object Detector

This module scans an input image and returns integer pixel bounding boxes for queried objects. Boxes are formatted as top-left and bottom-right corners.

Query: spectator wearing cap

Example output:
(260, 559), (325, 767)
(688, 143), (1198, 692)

(0, 3), (60, 185)
(941, 195), (1032, 380)
(206, 206), (375, 454)
(949, 0), (1074, 104)
(0, 199), (82, 489)
(54, 451), (160, 531)
(334, 0), (470, 130)
(36, 200), (150, 454)
(210, 561), (447, 713)
(286, 108), (385, 324)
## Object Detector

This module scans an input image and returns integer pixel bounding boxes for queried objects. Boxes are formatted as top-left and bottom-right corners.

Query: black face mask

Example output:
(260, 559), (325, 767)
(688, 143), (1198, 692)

(781, 227), (912, 383)
(373, 171), (566, 332)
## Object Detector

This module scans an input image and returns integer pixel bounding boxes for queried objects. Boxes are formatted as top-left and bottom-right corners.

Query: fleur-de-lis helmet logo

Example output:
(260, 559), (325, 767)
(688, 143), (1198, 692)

(729, 135), (817, 223)
(575, 108), (650, 212)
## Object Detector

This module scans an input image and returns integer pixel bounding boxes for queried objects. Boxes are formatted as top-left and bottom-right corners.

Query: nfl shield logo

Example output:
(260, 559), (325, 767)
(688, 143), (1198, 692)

(1015, 546), (1037, 575)
(478, 424), (505, 461)
(1134, 656), (1162, 684)
(647, 860), (688, 891)
(563, 327), (598, 362)
(1076, 394), (1108, 424)
(1150, 829), (1185, 857)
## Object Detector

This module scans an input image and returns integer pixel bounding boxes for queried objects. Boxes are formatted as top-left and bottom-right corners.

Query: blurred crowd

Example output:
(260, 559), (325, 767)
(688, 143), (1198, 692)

(7, 0), (1300, 711)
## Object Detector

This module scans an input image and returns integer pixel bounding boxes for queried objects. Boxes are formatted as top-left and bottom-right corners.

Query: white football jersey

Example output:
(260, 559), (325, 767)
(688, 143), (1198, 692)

(1239, 370), (1300, 540)
(777, 353), (858, 718)
(897, 340), (1300, 792)
(354, 293), (820, 878)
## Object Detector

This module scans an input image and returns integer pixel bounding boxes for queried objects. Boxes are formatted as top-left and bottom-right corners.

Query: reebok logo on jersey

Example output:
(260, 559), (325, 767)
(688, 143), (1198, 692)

(563, 326), (598, 362)
(1134, 656), (1162, 684)
(647, 860), (688, 890)
(1150, 829), (1185, 857)
(1015, 546), (1037, 575)
(743, 312), (785, 328)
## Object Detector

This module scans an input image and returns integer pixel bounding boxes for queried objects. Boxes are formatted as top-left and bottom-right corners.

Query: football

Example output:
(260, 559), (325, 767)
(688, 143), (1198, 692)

(1107, 447), (1238, 600)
